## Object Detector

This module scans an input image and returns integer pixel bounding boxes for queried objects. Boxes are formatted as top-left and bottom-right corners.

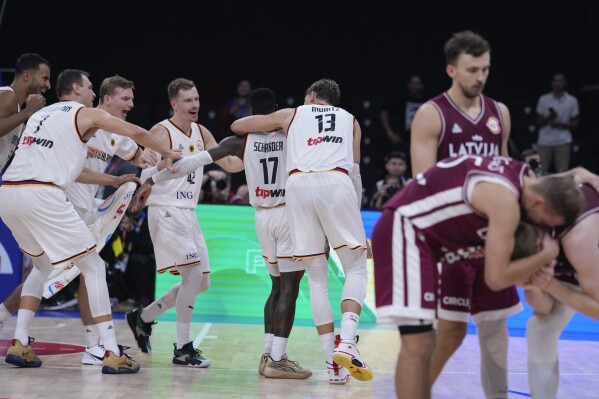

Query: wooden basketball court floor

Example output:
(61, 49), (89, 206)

(1, 313), (599, 398)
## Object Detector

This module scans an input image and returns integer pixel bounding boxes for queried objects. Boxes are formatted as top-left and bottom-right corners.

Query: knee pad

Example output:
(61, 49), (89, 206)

(22, 253), (53, 299)
(336, 248), (367, 306)
(305, 256), (334, 326)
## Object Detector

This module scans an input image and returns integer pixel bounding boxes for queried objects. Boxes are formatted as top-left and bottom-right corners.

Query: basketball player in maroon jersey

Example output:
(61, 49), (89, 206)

(372, 155), (585, 399)
(521, 184), (599, 398)
(410, 30), (517, 398)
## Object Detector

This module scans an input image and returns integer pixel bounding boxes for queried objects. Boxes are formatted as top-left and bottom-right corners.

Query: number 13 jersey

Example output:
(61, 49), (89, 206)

(286, 105), (354, 173)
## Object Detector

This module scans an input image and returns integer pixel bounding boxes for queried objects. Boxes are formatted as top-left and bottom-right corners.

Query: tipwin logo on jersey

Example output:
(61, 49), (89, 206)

(255, 187), (285, 199)
(21, 136), (54, 148)
(307, 135), (343, 146)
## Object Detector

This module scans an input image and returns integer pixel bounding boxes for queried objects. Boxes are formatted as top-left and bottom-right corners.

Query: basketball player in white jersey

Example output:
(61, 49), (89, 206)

(125, 78), (243, 368)
(133, 88), (314, 379)
(0, 75), (158, 366)
(230, 79), (373, 382)
(0, 53), (50, 329)
(0, 69), (181, 374)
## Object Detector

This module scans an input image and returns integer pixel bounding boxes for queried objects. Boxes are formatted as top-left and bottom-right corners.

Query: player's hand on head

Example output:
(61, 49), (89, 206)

(570, 167), (599, 193)
(540, 233), (559, 262)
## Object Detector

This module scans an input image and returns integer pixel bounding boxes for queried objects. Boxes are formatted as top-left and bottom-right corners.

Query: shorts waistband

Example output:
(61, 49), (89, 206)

(2, 180), (56, 187)
(288, 167), (349, 176)
(257, 203), (286, 209)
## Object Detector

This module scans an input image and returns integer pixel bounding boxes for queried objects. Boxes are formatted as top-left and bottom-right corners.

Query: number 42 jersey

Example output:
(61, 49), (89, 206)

(244, 131), (287, 208)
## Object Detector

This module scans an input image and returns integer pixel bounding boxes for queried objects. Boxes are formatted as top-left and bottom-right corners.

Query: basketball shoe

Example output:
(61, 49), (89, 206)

(81, 342), (105, 365)
(327, 360), (351, 384)
(332, 334), (373, 381)
(126, 306), (155, 354)
(102, 345), (140, 374)
(262, 355), (312, 379)
(172, 342), (211, 367)
(258, 353), (269, 375)
(5, 337), (41, 368)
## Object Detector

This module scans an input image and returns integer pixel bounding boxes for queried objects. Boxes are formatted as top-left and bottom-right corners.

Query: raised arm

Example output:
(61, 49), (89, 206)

(0, 92), (45, 137)
(78, 108), (181, 172)
(230, 108), (294, 136)
(410, 103), (441, 176)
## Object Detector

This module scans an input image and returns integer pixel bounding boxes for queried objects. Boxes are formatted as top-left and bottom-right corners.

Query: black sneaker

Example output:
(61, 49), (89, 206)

(125, 306), (155, 354)
(172, 342), (211, 368)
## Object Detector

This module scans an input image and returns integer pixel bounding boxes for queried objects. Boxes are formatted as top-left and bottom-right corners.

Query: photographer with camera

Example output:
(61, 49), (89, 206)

(201, 169), (245, 204)
(368, 151), (410, 209)
(369, 174), (404, 210)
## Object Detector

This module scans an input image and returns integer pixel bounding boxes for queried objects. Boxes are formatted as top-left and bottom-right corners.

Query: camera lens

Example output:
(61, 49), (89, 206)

(216, 180), (228, 190)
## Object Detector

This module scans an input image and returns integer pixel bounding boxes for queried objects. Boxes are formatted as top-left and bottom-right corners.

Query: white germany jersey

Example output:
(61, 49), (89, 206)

(147, 119), (205, 209)
(66, 129), (138, 212)
(243, 131), (287, 207)
(286, 104), (354, 173)
(0, 86), (23, 171)
(3, 101), (87, 188)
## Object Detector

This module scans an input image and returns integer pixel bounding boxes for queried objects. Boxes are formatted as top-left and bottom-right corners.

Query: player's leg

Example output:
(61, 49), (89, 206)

(0, 283), (23, 325)
(172, 265), (210, 368)
(431, 260), (476, 384)
(170, 211), (211, 368)
(372, 209), (438, 398)
(314, 172), (372, 381)
(527, 298), (575, 398)
(471, 265), (523, 398)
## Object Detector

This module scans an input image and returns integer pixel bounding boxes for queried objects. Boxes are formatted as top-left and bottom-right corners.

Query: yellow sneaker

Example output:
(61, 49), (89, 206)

(5, 337), (41, 368)
(101, 346), (140, 374)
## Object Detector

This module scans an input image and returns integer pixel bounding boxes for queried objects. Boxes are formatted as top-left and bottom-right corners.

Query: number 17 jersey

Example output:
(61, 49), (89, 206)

(243, 131), (287, 207)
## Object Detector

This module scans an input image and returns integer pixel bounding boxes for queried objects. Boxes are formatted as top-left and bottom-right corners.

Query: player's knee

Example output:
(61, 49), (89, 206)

(339, 250), (367, 306)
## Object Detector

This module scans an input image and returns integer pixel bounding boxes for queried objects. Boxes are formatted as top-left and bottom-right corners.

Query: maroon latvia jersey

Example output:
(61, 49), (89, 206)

(384, 155), (528, 263)
(554, 184), (599, 285)
(430, 93), (504, 159)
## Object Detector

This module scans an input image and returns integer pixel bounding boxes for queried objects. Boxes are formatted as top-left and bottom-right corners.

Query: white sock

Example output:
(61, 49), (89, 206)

(14, 309), (35, 345)
(96, 320), (119, 354)
(0, 303), (11, 322)
(319, 332), (335, 364)
(271, 336), (288, 361)
(84, 324), (101, 348)
(264, 333), (274, 354)
(176, 322), (191, 349)
(340, 312), (359, 342)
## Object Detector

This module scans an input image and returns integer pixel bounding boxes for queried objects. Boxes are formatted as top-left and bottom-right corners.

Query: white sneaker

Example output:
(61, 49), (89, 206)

(332, 335), (373, 382)
(327, 361), (351, 384)
(81, 343), (105, 365)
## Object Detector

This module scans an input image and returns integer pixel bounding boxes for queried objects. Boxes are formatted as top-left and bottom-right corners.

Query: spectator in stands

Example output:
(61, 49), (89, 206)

(368, 151), (410, 208)
(535, 73), (580, 173)
(201, 169), (244, 204)
(219, 79), (252, 138)
(379, 74), (425, 154)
